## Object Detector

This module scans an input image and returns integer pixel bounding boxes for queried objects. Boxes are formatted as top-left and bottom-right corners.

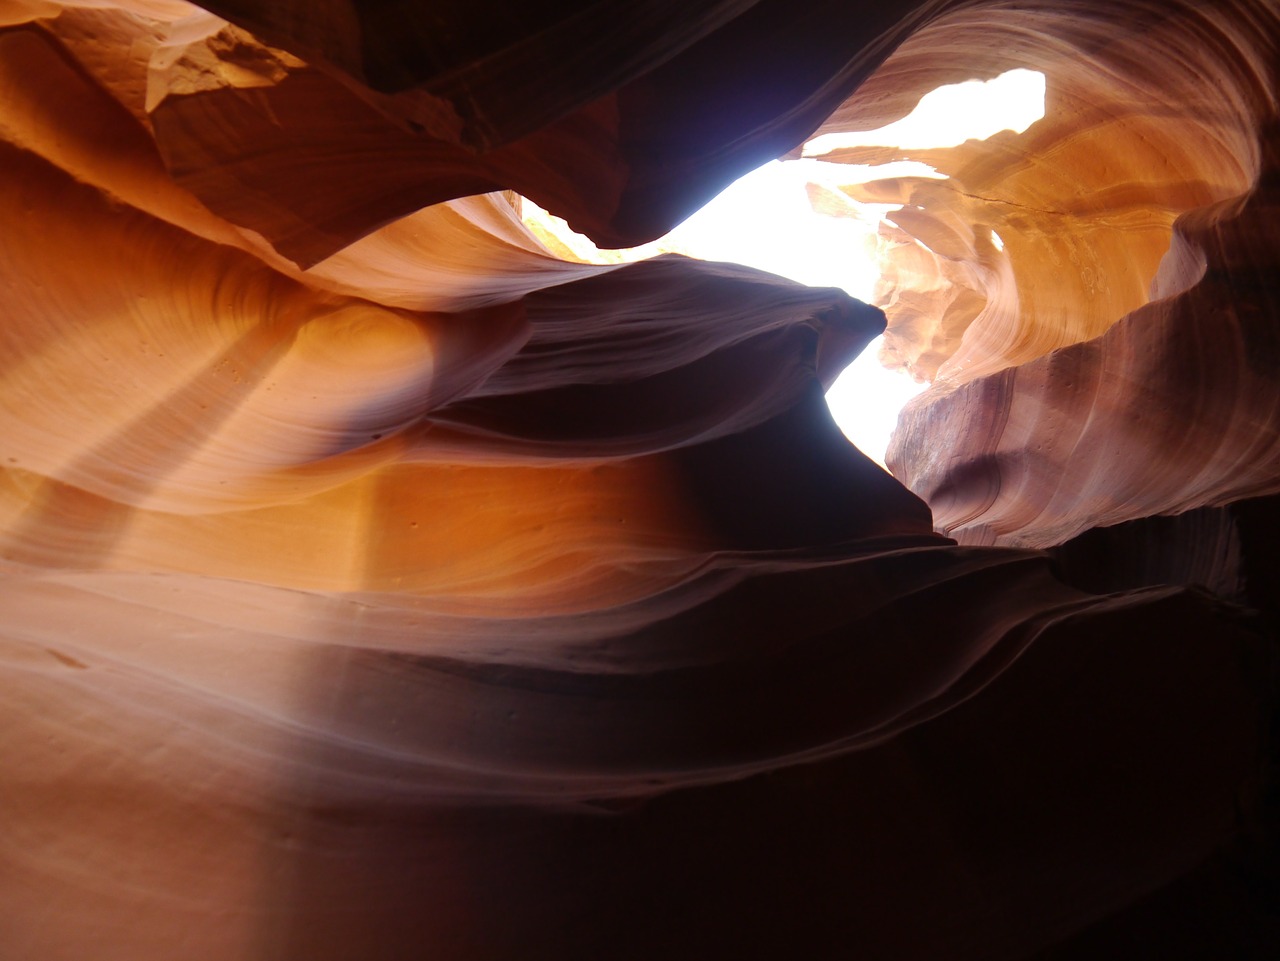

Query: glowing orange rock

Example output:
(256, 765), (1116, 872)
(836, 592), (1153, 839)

(0, 2), (1276, 959)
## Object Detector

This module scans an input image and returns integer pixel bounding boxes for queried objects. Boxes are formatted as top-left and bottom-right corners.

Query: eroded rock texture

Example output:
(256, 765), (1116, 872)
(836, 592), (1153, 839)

(1, 2), (1276, 959)
(810, 0), (1280, 546)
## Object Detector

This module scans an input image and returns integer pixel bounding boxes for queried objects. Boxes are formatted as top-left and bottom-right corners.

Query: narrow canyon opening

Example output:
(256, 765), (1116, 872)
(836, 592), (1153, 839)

(522, 68), (1047, 465)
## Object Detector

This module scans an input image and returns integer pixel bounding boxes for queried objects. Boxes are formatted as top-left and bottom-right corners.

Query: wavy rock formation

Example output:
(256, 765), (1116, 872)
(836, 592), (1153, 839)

(1, 2), (1277, 960)
(808, 0), (1280, 545)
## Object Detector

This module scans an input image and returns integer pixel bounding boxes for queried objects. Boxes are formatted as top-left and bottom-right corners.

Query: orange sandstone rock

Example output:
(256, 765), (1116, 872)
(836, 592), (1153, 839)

(0, 2), (1276, 959)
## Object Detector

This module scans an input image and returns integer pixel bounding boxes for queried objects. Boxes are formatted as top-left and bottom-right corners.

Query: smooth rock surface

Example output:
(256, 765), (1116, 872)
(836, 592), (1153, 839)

(1, 2), (1276, 959)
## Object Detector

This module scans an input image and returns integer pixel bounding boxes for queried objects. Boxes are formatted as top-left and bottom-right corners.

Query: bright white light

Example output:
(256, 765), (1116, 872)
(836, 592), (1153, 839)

(825, 336), (925, 467)
(803, 68), (1046, 156)
(662, 160), (892, 300)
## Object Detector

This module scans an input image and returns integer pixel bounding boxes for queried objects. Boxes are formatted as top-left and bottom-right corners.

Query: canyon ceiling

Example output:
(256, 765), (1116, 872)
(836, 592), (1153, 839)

(1, 1), (1278, 958)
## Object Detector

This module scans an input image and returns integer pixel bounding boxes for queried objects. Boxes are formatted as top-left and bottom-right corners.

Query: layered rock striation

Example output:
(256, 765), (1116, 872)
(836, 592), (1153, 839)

(808, 0), (1280, 545)
(1, 2), (1276, 959)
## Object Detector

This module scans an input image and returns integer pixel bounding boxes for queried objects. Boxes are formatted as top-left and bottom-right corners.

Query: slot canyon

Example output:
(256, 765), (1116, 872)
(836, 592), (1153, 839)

(1, 1), (1278, 958)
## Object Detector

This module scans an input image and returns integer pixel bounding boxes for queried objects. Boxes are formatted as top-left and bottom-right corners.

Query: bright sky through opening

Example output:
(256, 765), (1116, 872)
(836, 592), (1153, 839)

(523, 68), (1046, 466)
(804, 69), (1047, 155)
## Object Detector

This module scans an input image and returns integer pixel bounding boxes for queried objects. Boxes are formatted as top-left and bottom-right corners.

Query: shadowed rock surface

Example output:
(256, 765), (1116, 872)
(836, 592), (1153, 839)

(1, 2), (1277, 958)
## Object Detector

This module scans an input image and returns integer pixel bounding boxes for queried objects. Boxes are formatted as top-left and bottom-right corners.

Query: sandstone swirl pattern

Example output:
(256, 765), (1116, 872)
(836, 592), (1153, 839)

(1, 2), (1276, 959)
